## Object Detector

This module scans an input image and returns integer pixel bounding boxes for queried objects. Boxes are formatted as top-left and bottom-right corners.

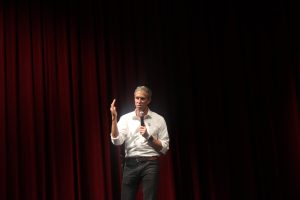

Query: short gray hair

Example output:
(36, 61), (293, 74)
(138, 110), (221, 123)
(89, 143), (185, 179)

(134, 86), (152, 100)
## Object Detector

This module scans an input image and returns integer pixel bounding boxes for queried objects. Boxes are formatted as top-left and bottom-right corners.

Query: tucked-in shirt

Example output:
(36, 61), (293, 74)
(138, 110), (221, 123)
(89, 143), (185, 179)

(111, 109), (169, 157)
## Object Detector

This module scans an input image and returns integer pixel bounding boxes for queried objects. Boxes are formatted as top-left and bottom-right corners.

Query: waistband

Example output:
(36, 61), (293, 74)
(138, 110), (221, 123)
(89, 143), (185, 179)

(125, 156), (158, 163)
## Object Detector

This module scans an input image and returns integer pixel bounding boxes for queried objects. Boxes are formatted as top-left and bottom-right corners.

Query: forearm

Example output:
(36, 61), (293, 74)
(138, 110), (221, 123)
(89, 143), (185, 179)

(111, 119), (119, 138)
(148, 136), (163, 152)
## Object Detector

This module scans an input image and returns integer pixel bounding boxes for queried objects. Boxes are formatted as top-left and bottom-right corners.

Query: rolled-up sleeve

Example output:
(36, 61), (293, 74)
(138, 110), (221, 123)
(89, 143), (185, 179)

(158, 119), (170, 154)
(111, 134), (123, 145)
(110, 115), (127, 145)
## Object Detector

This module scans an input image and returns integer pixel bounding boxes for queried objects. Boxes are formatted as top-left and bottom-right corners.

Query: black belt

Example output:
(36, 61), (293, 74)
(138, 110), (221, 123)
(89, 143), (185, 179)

(125, 156), (158, 163)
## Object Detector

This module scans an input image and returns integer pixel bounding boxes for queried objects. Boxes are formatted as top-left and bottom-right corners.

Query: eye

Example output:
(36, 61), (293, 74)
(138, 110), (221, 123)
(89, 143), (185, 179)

(135, 97), (146, 101)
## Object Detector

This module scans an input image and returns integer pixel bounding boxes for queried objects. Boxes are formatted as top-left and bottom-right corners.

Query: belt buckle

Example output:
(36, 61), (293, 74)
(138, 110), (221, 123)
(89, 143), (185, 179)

(135, 157), (145, 163)
(135, 157), (141, 163)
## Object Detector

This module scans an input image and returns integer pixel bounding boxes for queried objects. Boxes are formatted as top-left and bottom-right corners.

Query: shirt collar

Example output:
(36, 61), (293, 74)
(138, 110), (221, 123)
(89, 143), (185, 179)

(131, 109), (153, 120)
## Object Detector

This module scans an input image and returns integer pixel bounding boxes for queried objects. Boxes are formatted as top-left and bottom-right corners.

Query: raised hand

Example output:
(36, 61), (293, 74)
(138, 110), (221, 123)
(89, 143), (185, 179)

(110, 99), (117, 121)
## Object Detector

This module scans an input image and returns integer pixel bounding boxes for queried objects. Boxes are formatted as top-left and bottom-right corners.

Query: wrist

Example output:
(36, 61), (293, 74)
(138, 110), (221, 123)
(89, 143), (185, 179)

(144, 133), (150, 140)
(147, 135), (154, 143)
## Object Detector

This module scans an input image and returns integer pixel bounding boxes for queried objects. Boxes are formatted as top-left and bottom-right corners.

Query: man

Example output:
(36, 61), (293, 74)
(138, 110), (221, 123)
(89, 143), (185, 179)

(110, 85), (170, 200)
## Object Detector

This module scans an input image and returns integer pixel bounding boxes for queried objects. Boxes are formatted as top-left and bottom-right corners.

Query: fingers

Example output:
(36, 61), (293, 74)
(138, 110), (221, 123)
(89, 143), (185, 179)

(139, 127), (149, 139)
(110, 99), (117, 120)
(110, 99), (116, 111)
(139, 126), (147, 133)
(111, 99), (116, 107)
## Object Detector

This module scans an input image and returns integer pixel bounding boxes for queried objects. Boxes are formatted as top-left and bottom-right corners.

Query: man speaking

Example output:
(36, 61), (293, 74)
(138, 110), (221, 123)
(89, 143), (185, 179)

(110, 85), (170, 200)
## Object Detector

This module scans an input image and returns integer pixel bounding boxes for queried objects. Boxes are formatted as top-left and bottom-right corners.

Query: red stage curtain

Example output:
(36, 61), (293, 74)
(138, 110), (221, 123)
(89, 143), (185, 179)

(0, 0), (300, 200)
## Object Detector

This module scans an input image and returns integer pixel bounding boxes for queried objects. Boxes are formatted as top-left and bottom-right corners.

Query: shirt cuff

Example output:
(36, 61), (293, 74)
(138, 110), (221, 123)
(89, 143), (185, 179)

(159, 142), (169, 154)
(110, 134), (122, 145)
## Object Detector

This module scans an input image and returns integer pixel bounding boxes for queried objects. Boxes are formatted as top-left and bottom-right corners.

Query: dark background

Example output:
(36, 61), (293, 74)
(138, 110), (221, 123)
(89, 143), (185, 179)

(0, 0), (300, 199)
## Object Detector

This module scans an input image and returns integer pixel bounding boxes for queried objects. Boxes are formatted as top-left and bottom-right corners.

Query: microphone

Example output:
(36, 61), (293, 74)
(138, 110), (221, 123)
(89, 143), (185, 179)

(140, 111), (145, 126)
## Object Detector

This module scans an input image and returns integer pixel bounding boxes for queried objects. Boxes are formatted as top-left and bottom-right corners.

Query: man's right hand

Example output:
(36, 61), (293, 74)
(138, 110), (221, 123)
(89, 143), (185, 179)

(110, 99), (117, 121)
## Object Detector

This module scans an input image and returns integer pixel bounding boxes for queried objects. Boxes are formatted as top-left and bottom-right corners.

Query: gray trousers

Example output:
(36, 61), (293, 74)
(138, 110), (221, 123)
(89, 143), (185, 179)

(121, 158), (159, 200)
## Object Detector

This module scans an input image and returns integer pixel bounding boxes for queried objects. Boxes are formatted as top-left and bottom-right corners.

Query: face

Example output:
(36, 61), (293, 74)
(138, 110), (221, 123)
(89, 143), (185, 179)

(134, 90), (151, 111)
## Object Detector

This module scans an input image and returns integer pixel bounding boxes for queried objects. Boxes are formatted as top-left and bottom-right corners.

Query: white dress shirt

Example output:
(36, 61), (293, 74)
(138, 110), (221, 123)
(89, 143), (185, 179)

(111, 109), (169, 157)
